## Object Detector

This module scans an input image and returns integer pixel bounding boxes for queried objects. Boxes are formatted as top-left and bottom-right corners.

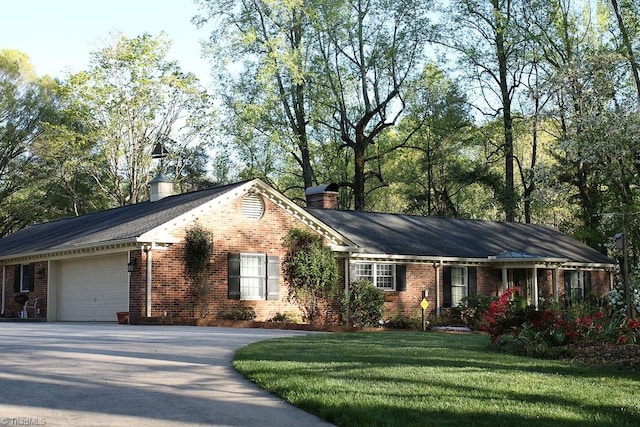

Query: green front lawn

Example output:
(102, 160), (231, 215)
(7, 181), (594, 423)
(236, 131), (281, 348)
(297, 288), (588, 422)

(233, 332), (640, 426)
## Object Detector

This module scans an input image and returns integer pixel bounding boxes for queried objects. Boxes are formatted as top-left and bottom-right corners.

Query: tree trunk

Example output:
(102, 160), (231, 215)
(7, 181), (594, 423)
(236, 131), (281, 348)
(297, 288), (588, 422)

(353, 140), (367, 211)
(494, 0), (516, 222)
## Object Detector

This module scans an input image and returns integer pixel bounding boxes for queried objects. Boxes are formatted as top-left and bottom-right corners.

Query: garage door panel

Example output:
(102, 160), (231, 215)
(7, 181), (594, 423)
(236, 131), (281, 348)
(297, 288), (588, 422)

(58, 253), (129, 321)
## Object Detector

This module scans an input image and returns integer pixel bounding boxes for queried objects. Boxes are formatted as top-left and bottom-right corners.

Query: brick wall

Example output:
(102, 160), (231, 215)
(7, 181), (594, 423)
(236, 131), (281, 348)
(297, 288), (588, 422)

(129, 193), (312, 322)
(2, 262), (47, 318)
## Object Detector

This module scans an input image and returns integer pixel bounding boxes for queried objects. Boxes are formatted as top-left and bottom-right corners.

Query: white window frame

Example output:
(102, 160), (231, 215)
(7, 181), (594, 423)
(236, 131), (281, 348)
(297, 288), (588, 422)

(567, 270), (583, 300)
(20, 264), (31, 293)
(240, 253), (266, 300)
(353, 262), (396, 290)
(451, 266), (468, 307)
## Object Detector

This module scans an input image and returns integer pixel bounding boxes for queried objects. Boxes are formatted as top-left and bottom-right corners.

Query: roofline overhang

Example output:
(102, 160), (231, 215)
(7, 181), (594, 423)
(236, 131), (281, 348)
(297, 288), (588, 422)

(0, 236), (178, 265)
(250, 179), (358, 247)
(342, 252), (615, 269)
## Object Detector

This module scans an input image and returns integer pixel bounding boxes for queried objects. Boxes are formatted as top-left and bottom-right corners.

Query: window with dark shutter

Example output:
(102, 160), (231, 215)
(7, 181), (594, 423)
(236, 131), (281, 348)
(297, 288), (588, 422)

(468, 267), (477, 296)
(395, 265), (407, 291)
(13, 265), (20, 293)
(266, 256), (280, 300)
(228, 254), (241, 300)
(25, 264), (34, 292)
(584, 271), (592, 297)
(443, 266), (452, 307)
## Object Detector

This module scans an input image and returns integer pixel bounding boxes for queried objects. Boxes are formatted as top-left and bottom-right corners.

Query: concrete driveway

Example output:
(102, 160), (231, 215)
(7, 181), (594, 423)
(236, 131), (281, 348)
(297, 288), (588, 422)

(0, 323), (333, 427)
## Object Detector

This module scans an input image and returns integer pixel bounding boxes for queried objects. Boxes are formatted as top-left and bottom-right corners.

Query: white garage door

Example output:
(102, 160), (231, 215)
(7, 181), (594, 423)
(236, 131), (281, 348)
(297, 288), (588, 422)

(58, 253), (129, 321)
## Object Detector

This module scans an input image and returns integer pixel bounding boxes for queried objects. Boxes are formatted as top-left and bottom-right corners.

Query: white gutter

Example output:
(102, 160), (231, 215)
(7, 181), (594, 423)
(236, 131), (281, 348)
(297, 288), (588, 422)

(435, 261), (442, 316)
(1, 266), (5, 316)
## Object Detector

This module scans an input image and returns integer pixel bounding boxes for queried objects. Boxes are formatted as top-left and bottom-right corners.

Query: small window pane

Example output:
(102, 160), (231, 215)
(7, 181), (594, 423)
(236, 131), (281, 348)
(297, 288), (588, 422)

(376, 264), (395, 290)
(355, 264), (373, 283)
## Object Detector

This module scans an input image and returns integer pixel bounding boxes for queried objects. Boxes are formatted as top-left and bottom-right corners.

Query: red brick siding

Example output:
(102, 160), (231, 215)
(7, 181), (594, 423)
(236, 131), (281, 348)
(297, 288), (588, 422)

(129, 193), (314, 322)
(2, 262), (47, 318)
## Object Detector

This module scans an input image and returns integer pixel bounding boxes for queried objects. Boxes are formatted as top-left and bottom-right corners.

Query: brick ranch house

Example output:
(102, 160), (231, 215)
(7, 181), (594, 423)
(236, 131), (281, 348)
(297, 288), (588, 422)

(0, 178), (616, 323)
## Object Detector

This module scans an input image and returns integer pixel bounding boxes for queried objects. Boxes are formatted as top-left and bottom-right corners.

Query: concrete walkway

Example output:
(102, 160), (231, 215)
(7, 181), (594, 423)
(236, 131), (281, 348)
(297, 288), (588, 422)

(0, 323), (334, 426)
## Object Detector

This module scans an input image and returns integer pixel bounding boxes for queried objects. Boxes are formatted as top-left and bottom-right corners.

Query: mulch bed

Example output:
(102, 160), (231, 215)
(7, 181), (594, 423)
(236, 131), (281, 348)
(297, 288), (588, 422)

(564, 342), (640, 370)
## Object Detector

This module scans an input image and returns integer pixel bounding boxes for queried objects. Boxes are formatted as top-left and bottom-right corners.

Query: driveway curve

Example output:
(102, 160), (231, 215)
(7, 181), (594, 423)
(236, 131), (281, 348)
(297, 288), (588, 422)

(0, 323), (333, 427)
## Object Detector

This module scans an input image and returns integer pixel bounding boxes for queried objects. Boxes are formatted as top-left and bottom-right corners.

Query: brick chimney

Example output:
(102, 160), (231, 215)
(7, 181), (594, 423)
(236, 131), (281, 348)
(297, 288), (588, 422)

(305, 184), (339, 209)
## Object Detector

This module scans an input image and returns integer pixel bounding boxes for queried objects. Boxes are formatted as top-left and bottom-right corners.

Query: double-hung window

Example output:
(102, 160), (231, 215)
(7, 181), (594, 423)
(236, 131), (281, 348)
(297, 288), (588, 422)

(240, 254), (266, 300)
(13, 264), (34, 293)
(228, 253), (279, 300)
(451, 267), (468, 307)
(566, 270), (583, 300)
(353, 263), (396, 290)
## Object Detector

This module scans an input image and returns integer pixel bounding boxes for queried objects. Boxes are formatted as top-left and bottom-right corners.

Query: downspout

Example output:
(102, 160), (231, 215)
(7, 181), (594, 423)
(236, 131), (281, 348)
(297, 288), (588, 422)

(344, 253), (351, 323)
(435, 261), (442, 317)
(1, 266), (6, 316)
(146, 245), (153, 317)
(533, 266), (539, 310)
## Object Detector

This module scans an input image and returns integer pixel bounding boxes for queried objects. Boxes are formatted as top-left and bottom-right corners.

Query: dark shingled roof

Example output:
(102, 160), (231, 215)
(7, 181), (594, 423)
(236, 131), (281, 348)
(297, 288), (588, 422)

(0, 181), (247, 259)
(306, 208), (615, 265)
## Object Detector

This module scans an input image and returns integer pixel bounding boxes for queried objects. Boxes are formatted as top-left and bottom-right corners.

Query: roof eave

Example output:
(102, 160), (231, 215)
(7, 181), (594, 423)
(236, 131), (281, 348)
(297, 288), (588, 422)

(251, 179), (357, 247)
(0, 238), (142, 265)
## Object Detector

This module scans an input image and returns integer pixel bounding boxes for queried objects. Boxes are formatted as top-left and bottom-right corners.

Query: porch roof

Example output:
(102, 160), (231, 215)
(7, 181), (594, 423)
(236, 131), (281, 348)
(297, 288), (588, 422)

(306, 209), (615, 266)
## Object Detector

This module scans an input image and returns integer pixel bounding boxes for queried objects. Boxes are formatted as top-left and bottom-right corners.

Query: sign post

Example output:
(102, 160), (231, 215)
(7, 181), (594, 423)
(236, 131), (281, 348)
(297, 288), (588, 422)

(420, 297), (429, 331)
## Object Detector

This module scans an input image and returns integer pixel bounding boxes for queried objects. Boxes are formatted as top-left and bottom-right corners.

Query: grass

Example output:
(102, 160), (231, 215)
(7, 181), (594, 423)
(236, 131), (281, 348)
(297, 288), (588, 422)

(233, 331), (640, 427)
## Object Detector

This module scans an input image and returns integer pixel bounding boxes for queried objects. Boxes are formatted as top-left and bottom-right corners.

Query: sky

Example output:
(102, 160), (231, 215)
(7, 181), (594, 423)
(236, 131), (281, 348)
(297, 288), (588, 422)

(0, 0), (212, 84)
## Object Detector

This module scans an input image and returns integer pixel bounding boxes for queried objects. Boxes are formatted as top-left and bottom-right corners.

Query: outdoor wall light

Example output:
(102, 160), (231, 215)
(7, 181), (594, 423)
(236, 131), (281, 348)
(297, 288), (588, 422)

(36, 268), (45, 280)
(127, 259), (137, 273)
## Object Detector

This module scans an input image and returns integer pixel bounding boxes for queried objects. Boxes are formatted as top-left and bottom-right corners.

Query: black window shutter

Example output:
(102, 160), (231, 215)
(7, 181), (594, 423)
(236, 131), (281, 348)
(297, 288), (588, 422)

(468, 267), (477, 296)
(266, 256), (280, 300)
(563, 270), (570, 297)
(584, 271), (592, 297)
(443, 266), (452, 307)
(228, 253), (241, 300)
(395, 265), (406, 291)
(26, 264), (35, 292)
(13, 265), (20, 292)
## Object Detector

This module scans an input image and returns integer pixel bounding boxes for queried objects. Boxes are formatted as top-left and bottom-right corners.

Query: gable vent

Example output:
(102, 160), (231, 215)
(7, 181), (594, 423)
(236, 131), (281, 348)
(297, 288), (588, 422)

(242, 193), (264, 220)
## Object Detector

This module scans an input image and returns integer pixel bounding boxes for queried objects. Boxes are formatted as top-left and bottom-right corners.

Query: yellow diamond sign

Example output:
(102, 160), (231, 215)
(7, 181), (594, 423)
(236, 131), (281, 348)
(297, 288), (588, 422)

(420, 298), (429, 310)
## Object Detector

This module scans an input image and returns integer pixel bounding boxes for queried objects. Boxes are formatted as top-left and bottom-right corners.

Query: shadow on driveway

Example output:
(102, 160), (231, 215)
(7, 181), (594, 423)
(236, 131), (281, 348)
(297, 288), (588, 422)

(0, 323), (334, 426)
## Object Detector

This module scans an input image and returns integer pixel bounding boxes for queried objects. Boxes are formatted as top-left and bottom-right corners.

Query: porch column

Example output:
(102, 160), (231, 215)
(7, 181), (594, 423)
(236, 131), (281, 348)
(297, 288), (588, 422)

(344, 255), (351, 323)
(502, 268), (508, 293)
(533, 266), (539, 310)
(146, 247), (153, 317)
(553, 267), (559, 303)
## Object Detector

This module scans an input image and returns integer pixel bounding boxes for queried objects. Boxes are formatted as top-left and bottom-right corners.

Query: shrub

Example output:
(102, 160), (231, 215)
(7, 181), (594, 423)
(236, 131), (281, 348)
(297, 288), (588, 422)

(384, 312), (421, 330)
(222, 304), (256, 321)
(481, 287), (522, 344)
(282, 229), (340, 324)
(480, 290), (640, 357)
(185, 223), (214, 317)
(456, 294), (493, 330)
(342, 280), (385, 327)
(269, 311), (303, 324)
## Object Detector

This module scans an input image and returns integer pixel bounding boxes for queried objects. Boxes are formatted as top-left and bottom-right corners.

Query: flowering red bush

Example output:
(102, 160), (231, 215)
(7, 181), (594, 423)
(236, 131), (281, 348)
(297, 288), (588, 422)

(479, 290), (640, 356)
(481, 287), (521, 344)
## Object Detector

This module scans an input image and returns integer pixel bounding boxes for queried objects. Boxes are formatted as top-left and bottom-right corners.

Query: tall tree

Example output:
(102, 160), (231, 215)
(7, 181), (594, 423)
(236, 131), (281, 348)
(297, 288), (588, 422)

(195, 0), (316, 190)
(66, 32), (213, 205)
(312, 0), (433, 210)
(439, 0), (529, 221)
(608, 0), (640, 104)
(0, 50), (57, 236)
